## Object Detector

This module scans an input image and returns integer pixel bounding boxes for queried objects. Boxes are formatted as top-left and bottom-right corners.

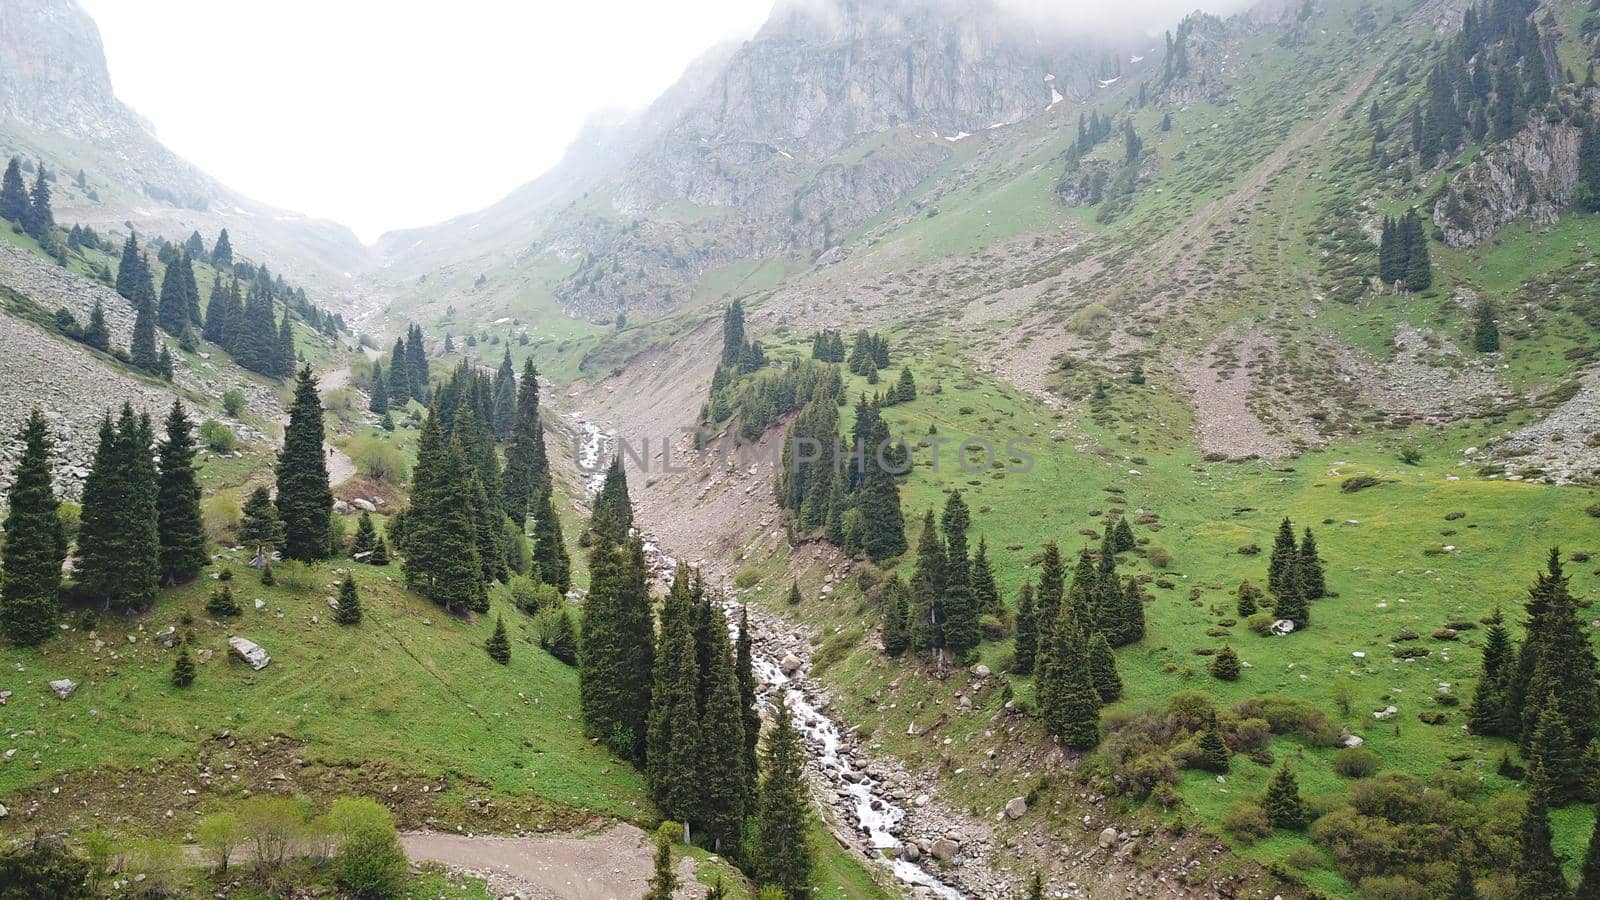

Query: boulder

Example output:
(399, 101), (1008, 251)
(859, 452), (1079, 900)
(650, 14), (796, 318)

(228, 637), (271, 671)
(333, 499), (352, 515)
(1374, 705), (1398, 721)
(49, 678), (78, 700)
(155, 626), (177, 648)
(1098, 826), (1120, 849)
(352, 498), (377, 512)
(929, 838), (959, 861)
(972, 664), (991, 678)
(1004, 796), (1028, 820)
(900, 841), (920, 862)
(1340, 733), (1365, 748)
(1270, 619), (1296, 636)
(780, 654), (803, 676)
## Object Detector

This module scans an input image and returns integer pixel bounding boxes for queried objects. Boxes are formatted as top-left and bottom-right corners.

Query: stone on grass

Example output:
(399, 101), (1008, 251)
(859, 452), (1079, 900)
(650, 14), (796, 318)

(49, 678), (78, 700)
(228, 637), (271, 671)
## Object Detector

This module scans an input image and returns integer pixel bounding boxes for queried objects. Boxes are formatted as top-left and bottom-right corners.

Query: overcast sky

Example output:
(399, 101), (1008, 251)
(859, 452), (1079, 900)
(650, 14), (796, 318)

(81, 0), (1234, 244)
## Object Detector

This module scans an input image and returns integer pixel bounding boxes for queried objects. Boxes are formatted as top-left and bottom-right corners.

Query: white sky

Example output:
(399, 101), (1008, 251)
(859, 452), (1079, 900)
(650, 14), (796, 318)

(81, 0), (775, 243)
(80, 0), (1236, 244)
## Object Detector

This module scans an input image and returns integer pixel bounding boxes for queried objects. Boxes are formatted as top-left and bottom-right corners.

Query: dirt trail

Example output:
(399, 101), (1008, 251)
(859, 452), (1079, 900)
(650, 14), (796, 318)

(400, 824), (712, 899)
(311, 364), (358, 486)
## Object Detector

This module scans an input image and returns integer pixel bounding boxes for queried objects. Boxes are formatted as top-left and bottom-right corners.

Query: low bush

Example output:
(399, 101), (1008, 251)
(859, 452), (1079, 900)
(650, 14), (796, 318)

(1333, 747), (1382, 778)
(1222, 802), (1272, 843)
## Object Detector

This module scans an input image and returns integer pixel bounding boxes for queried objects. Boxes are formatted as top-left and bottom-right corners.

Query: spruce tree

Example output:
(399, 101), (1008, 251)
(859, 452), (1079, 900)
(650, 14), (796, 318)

(1403, 209), (1432, 291)
(1035, 542), (1066, 637)
(1236, 581), (1260, 617)
(1088, 630), (1122, 702)
(1531, 694), (1584, 806)
(485, 614), (511, 664)
(156, 401), (207, 585)
(368, 362), (389, 414)
(1516, 549), (1600, 749)
(351, 511), (378, 557)
(492, 348), (517, 441)
(1267, 518), (1298, 598)
(402, 412), (484, 613)
(696, 598), (749, 856)
(941, 491), (980, 660)
(211, 228), (232, 267)
(386, 337), (411, 405)
(1197, 713), (1230, 772)
(644, 824), (680, 900)
(593, 457), (634, 545)
(1515, 767), (1569, 900)
(530, 480), (571, 593)
(1013, 582), (1038, 674)
(1298, 527), (1325, 599)
(895, 366), (916, 402)
(77, 406), (160, 612)
(239, 486), (284, 566)
(1470, 607), (1513, 736)
(1273, 561), (1310, 629)
(1112, 517), (1136, 553)
(502, 359), (547, 522)
(971, 535), (1002, 621)
(1210, 645), (1241, 681)
(753, 690), (814, 899)
(82, 299), (110, 352)
(1474, 299), (1502, 353)
(275, 366), (332, 561)
(1, 409), (66, 646)
(206, 584), (240, 617)
(406, 324), (429, 400)
(1264, 764), (1305, 829)
(736, 606), (761, 800)
(907, 509), (946, 655)
(335, 575), (362, 625)
(22, 164), (53, 242)
(0, 157), (25, 222)
(1038, 612), (1101, 750)
(157, 253), (192, 336)
(578, 514), (654, 762)
(881, 574), (910, 657)
(172, 646), (196, 687)
(647, 567), (700, 813)
(130, 296), (161, 372)
(856, 414), (907, 562)
(1449, 855), (1479, 900)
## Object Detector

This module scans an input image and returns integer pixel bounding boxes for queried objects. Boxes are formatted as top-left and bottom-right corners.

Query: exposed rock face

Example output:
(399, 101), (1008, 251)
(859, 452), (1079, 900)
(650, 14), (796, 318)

(1433, 119), (1582, 247)
(228, 636), (271, 671)
(0, 0), (371, 291)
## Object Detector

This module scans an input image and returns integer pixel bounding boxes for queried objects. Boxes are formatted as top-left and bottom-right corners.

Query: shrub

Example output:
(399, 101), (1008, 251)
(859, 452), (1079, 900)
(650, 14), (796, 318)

(202, 495), (242, 542)
(1246, 612), (1275, 635)
(1333, 747), (1382, 778)
(1285, 846), (1323, 870)
(348, 436), (407, 484)
(1357, 876), (1428, 900)
(0, 836), (91, 898)
(196, 811), (245, 872)
(508, 575), (560, 614)
(1233, 695), (1330, 741)
(1147, 546), (1174, 568)
(1340, 474), (1386, 493)
(222, 389), (247, 417)
(274, 560), (319, 592)
(329, 797), (407, 899)
(734, 567), (762, 590)
(199, 419), (238, 453)
(239, 796), (310, 868)
(1229, 718), (1272, 752)
(1222, 802), (1272, 843)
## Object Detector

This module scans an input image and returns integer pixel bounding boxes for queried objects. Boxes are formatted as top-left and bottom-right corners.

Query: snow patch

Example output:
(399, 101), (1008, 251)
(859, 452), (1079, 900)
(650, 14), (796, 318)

(1044, 72), (1055, 81)
(943, 131), (971, 142)
(1048, 87), (1064, 108)
(1130, 54), (1145, 63)
(1098, 76), (1121, 88)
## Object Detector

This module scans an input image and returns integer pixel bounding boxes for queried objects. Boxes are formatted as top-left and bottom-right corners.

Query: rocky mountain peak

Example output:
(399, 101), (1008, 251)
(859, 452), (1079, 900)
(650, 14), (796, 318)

(0, 0), (133, 139)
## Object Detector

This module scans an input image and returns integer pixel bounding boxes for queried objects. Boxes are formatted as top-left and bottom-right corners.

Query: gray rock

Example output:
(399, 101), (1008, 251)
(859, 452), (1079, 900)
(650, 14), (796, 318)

(1004, 796), (1028, 820)
(780, 653), (803, 675)
(155, 626), (177, 648)
(352, 498), (377, 512)
(929, 837), (959, 861)
(1098, 826), (1119, 849)
(49, 678), (78, 699)
(228, 637), (271, 670)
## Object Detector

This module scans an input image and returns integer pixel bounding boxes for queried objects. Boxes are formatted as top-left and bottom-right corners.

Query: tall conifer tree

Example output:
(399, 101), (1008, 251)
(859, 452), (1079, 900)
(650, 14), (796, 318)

(156, 401), (207, 585)
(1, 410), (66, 646)
(275, 367), (332, 561)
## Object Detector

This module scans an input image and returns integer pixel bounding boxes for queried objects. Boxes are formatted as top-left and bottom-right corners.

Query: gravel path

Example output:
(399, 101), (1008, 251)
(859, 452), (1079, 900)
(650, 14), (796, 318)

(400, 824), (710, 899)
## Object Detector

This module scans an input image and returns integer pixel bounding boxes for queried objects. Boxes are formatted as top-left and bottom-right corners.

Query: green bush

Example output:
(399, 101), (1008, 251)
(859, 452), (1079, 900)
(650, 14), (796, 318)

(348, 436), (407, 484)
(199, 419), (238, 453)
(222, 389), (247, 417)
(1222, 802), (1272, 843)
(1333, 747), (1382, 778)
(330, 797), (407, 899)
(0, 837), (91, 898)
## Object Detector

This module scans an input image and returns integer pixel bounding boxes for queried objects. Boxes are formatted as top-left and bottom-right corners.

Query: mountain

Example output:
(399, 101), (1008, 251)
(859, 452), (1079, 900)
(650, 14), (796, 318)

(0, 0), (372, 295)
(375, 0), (1145, 323)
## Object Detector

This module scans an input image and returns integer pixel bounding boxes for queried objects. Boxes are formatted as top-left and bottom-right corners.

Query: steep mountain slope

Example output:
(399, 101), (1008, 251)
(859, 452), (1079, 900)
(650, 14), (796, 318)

(0, 0), (372, 295)
(385, 0), (1600, 895)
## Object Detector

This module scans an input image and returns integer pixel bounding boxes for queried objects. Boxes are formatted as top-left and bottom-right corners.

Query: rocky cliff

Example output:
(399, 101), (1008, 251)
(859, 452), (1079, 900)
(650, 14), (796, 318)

(0, 0), (373, 295)
(1433, 118), (1583, 247)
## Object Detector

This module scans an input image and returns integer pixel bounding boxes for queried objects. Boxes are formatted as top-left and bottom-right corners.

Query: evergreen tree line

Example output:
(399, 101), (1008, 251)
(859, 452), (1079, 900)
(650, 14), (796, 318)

(880, 491), (1008, 664)
(0, 401), (207, 645)
(383, 324), (433, 408)
(1376, 209), (1433, 291)
(392, 356), (569, 612)
(1469, 550), (1600, 807)
(576, 466), (813, 895)
(704, 357), (833, 442)
(844, 329), (890, 379)
(775, 382), (907, 563)
(1, 156), (56, 249)
(1261, 517), (1327, 629)
(1162, 23), (1192, 83)
(809, 329), (846, 362)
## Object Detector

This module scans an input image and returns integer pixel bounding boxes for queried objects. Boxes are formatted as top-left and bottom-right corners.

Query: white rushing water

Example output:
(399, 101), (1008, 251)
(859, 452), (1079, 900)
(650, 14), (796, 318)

(571, 418), (965, 899)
